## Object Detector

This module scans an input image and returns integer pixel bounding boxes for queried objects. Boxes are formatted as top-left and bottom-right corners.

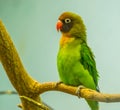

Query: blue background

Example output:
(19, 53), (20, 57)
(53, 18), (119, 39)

(0, 0), (120, 110)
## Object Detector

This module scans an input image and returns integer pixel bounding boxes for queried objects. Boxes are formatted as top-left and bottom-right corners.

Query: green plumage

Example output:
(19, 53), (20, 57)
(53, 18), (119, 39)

(80, 43), (99, 90)
(57, 12), (99, 110)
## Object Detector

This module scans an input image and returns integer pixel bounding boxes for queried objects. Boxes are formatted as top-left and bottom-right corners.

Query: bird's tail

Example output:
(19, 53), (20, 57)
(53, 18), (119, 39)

(86, 99), (99, 110)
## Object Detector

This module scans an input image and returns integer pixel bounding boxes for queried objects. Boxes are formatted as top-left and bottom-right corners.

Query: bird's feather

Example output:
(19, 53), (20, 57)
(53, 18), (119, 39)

(80, 43), (99, 91)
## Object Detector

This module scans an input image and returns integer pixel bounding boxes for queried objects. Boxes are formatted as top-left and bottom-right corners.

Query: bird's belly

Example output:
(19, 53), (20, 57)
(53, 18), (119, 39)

(57, 47), (82, 86)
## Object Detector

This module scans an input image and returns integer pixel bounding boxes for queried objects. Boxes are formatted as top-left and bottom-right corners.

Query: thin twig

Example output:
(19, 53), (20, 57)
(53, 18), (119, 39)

(0, 90), (17, 95)
(20, 96), (50, 110)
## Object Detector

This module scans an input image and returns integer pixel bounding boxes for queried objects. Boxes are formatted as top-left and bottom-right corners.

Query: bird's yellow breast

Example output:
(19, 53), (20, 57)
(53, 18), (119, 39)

(60, 34), (75, 47)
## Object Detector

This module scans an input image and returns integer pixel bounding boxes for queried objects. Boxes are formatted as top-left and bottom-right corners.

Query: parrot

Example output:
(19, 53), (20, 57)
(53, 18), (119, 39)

(56, 12), (99, 110)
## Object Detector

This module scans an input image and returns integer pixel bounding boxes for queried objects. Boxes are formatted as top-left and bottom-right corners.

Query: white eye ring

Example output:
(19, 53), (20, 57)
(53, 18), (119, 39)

(65, 18), (71, 23)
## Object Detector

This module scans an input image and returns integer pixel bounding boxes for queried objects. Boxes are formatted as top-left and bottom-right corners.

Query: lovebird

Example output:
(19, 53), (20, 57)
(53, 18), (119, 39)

(56, 12), (99, 110)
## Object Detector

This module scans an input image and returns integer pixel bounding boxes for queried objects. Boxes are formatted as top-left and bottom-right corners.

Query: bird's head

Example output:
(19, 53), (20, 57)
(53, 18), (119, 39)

(56, 12), (86, 38)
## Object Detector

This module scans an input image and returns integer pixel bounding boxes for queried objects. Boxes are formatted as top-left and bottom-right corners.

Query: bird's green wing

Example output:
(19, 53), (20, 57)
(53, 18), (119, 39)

(80, 42), (99, 90)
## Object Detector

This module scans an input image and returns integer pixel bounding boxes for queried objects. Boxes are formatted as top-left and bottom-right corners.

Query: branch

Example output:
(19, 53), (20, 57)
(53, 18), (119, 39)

(0, 19), (120, 110)
(0, 20), (49, 110)
(20, 96), (50, 110)
(34, 82), (120, 103)
(0, 90), (17, 95)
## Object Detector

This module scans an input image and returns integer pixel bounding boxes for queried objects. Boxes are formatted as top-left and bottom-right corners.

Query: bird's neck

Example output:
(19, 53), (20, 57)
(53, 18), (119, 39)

(59, 34), (84, 48)
(59, 35), (73, 47)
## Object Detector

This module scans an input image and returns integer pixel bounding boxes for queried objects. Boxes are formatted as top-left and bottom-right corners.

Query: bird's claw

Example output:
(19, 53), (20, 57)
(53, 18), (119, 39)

(55, 81), (63, 88)
(76, 85), (85, 98)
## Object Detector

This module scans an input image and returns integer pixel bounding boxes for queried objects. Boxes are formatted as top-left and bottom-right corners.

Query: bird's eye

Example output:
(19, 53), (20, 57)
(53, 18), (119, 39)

(64, 18), (71, 23)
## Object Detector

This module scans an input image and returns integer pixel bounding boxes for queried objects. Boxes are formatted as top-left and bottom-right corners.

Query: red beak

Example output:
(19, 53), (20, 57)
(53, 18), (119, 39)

(56, 20), (63, 31)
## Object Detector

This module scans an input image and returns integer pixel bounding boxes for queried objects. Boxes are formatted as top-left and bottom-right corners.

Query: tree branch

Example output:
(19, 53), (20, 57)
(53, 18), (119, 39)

(20, 96), (50, 110)
(36, 82), (120, 103)
(0, 20), (48, 110)
(0, 20), (120, 110)
(0, 90), (17, 95)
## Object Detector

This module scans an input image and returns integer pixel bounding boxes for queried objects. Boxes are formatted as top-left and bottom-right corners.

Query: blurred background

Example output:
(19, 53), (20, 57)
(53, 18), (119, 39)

(0, 0), (120, 110)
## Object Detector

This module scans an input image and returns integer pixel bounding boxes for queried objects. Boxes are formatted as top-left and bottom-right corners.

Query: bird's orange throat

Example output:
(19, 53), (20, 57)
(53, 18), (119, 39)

(60, 34), (74, 47)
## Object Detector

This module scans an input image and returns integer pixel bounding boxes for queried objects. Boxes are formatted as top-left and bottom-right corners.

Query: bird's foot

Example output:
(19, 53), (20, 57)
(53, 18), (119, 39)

(76, 85), (85, 98)
(55, 81), (63, 88)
